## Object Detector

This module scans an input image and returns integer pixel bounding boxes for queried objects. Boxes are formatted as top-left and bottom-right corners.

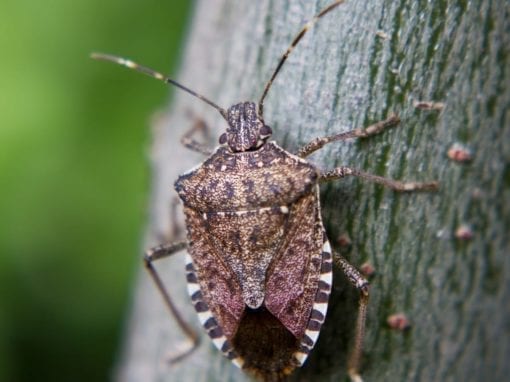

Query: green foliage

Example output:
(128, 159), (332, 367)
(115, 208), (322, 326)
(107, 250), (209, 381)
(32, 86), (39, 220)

(0, 1), (191, 380)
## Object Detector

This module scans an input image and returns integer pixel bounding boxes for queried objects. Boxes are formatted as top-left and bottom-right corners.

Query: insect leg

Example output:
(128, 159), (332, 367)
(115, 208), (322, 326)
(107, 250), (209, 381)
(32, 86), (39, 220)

(144, 240), (200, 363)
(297, 114), (400, 158)
(333, 251), (370, 382)
(180, 115), (214, 156)
(151, 197), (185, 245)
(320, 166), (439, 191)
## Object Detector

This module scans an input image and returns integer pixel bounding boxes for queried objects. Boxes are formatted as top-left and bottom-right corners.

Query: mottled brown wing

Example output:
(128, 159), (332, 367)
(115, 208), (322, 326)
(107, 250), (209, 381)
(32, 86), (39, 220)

(264, 188), (324, 338)
(184, 207), (245, 339)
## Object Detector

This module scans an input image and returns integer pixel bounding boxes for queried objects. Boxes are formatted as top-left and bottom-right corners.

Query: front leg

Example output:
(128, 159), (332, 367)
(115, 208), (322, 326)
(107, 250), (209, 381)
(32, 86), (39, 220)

(180, 115), (214, 156)
(298, 114), (400, 158)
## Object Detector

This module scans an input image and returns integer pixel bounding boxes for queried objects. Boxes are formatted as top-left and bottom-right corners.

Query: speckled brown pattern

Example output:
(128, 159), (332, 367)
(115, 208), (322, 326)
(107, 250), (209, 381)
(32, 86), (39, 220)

(176, 140), (325, 324)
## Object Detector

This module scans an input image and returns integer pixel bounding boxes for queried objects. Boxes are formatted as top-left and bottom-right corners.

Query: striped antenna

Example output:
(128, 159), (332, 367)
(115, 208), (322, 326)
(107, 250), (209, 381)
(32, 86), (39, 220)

(91, 52), (228, 119)
(258, 0), (345, 118)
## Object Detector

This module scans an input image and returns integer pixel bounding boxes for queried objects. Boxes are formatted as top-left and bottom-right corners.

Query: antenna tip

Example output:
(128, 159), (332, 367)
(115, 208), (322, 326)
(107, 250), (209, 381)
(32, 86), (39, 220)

(90, 52), (123, 64)
(90, 52), (102, 60)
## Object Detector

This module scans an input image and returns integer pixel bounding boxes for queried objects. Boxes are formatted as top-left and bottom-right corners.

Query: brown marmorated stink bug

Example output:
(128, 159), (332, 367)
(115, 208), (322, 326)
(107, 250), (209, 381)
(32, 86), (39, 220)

(92, 1), (438, 380)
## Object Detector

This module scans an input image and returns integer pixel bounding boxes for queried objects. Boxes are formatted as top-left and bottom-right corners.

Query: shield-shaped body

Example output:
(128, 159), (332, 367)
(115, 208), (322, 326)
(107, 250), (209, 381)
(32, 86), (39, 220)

(175, 141), (333, 378)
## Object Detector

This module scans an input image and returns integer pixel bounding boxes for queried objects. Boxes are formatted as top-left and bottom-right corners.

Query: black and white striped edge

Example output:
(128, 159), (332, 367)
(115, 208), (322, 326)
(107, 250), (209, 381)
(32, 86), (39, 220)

(184, 253), (244, 368)
(293, 240), (333, 366)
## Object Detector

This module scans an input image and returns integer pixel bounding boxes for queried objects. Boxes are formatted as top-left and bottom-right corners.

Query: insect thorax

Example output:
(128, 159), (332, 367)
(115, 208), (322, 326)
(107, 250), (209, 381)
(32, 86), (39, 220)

(175, 141), (318, 211)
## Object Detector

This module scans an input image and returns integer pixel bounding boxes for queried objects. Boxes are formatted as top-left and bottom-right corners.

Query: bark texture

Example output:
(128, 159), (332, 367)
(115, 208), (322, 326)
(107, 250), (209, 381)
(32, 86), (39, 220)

(116, 1), (509, 381)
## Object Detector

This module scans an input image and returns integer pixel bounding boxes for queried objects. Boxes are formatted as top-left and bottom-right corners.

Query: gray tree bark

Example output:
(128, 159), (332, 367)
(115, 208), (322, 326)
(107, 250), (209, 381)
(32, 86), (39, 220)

(115, 1), (509, 381)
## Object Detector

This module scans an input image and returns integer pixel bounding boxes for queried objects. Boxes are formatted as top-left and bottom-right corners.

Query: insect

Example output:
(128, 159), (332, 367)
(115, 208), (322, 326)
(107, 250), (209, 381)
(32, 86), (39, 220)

(92, 0), (438, 380)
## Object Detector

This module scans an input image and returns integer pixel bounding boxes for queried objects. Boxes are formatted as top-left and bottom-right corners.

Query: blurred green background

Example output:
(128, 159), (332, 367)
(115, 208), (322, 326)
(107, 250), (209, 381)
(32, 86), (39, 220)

(0, 1), (192, 380)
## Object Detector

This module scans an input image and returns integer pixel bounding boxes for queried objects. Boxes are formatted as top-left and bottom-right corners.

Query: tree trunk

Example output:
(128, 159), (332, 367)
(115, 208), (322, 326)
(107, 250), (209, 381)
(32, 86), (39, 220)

(115, 1), (509, 381)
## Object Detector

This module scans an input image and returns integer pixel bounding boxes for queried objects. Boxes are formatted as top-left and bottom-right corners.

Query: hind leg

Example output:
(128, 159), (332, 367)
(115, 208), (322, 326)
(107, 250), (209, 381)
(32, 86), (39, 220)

(144, 241), (200, 363)
(333, 251), (369, 382)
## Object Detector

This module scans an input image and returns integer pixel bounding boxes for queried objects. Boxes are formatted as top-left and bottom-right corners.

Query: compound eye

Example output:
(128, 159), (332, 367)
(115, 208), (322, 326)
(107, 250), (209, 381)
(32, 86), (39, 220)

(260, 125), (272, 136)
(219, 133), (227, 144)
